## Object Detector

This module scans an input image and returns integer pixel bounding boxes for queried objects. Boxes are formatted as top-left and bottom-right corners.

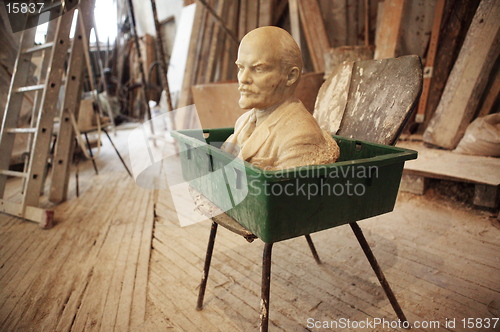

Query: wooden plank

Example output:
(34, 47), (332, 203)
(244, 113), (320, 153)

(346, 0), (359, 45)
(129, 188), (155, 328)
(423, 0), (500, 149)
(314, 61), (354, 134)
(415, 0), (446, 123)
(205, 0), (226, 83)
(194, 5), (214, 85)
(0, 199), (54, 227)
(272, 0), (289, 25)
(323, 45), (374, 77)
(191, 82), (244, 129)
(219, 0), (238, 81)
(22, 9), (75, 210)
(238, 0), (248, 39)
(297, 0), (330, 72)
(246, 0), (259, 32)
(319, 0), (347, 47)
(0, 25), (38, 197)
(337, 55), (423, 146)
(175, 3), (205, 129)
(294, 72), (325, 114)
(398, 141), (500, 186)
(477, 66), (500, 117)
(168, 3), (199, 109)
(258, 0), (273, 26)
(374, 0), (405, 59)
(421, 0), (480, 131)
(49, 0), (95, 204)
(397, 0), (435, 58)
(288, 0), (301, 50)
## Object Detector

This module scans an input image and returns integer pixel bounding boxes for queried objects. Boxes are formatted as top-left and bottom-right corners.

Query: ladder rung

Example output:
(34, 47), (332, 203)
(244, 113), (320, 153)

(5, 128), (37, 134)
(0, 170), (28, 178)
(23, 42), (55, 54)
(15, 84), (45, 93)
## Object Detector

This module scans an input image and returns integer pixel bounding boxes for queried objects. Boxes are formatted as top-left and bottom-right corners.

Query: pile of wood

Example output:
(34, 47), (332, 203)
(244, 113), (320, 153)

(112, 0), (498, 153)
(422, 0), (499, 150)
(175, 0), (374, 109)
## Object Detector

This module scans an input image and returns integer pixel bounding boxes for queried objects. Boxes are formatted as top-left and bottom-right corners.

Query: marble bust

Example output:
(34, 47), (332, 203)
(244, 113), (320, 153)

(222, 26), (339, 170)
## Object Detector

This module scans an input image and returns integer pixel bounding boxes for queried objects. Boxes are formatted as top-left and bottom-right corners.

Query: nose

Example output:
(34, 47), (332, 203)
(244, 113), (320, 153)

(238, 67), (252, 84)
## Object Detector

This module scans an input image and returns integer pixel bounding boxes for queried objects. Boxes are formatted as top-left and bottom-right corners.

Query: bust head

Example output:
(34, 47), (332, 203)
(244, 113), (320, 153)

(236, 26), (303, 110)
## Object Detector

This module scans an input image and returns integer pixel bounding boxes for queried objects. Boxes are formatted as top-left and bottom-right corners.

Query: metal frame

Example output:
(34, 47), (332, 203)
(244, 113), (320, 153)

(196, 220), (407, 332)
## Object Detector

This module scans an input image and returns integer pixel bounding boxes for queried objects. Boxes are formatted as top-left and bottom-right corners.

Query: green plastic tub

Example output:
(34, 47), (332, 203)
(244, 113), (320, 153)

(171, 128), (417, 243)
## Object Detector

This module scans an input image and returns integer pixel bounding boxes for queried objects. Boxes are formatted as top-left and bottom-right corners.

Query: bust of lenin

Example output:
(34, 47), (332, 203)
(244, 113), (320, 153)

(222, 26), (340, 170)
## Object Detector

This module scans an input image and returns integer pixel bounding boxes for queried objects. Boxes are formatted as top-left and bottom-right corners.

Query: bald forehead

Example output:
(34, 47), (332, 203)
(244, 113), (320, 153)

(237, 34), (280, 66)
(237, 27), (303, 73)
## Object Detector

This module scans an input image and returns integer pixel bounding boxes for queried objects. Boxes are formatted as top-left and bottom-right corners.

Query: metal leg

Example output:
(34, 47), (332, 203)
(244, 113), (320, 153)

(260, 242), (273, 332)
(84, 132), (98, 175)
(350, 222), (408, 324)
(197, 221), (218, 311)
(304, 234), (322, 264)
(102, 128), (132, 177)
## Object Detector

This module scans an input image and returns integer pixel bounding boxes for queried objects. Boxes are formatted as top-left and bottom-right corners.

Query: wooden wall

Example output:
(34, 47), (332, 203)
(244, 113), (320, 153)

(112, 0), (499, 149)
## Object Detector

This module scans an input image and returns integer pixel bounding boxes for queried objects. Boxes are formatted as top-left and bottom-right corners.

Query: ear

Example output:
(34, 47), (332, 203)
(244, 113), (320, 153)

(286, 66), (300, 87)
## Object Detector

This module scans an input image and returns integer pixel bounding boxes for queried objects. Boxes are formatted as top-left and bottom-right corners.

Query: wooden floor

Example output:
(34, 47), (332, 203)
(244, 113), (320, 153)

(1, 126), (499, 331)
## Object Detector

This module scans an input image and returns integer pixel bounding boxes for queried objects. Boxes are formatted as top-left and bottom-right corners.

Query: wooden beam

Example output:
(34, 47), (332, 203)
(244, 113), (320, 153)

(238, 0), (248, 39)
(196, 0), (239, 45)
(477, 66), (500, 117)
(421, 0), (480, 131)
(259, 0), (273, 26)
(205, 0), (227, 83)
(423, 0), (500, 149)
(177, 4), (205, 110)
(288, 0), (301, 49)
(297, 0), (330, 72)
(374, 0), (405, 59)
(415, 0), (446, 123)
(246, 0), (259, 31)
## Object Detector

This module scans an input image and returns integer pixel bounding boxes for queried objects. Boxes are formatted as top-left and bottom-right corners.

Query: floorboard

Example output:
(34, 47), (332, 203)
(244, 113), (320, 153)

(0, 125), (498, 331)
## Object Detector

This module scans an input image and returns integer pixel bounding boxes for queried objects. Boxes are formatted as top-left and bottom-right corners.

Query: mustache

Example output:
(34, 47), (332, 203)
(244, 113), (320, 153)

(238, 86), (258, 94)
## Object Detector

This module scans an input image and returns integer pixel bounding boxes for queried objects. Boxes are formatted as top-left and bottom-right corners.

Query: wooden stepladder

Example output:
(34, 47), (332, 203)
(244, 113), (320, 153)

(0, 0), (96, 228)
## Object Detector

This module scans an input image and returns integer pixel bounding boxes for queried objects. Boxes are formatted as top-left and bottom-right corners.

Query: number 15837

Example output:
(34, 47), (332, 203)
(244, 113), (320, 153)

(6, 2), (45, 14)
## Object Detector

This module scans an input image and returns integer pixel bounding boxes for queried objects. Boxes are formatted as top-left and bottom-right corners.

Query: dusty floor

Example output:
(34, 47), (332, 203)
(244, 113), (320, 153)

(1, 127), (499, 331)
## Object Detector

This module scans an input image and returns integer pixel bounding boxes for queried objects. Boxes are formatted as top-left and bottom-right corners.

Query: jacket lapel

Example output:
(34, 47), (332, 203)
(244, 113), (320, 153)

(240, 98), (298, 161)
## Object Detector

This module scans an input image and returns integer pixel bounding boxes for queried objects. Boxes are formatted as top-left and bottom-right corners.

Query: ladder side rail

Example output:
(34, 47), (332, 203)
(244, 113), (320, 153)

(0, 15), (39, 197)
(22, 8), (76, 208)
(50, 0), (97, 203)
(24, 17), (60, 187)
